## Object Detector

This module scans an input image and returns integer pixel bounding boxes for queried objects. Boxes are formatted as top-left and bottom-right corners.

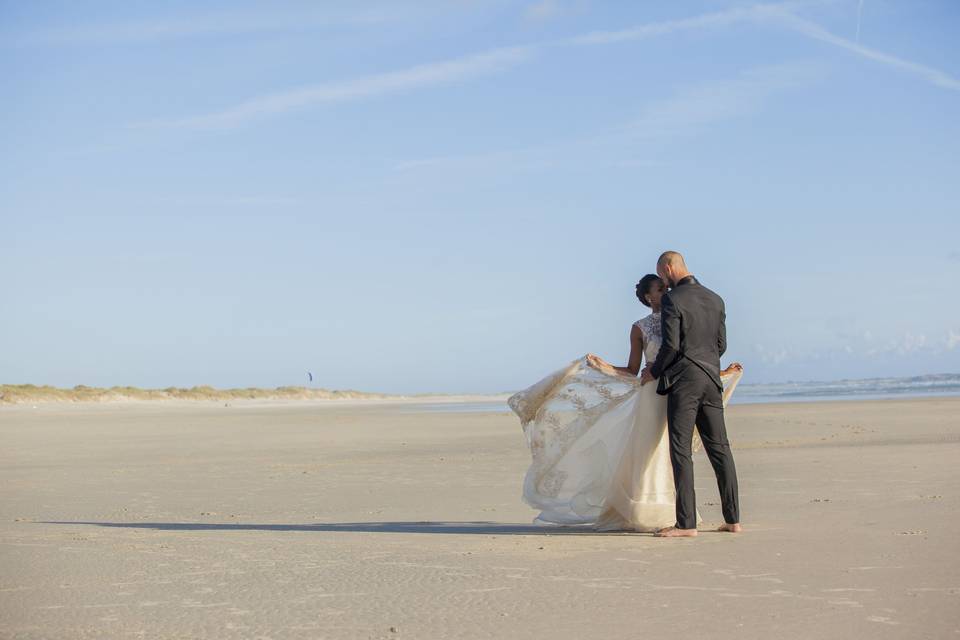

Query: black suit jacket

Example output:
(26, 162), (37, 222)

(649, 275), (726, 395)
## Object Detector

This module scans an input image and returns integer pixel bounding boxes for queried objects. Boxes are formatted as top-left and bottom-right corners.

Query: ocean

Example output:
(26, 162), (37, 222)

(399, 373), (960, 413)
(729, 372), (960, 404)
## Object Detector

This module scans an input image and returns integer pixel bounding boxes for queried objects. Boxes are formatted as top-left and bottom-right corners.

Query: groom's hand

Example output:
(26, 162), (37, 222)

(639, 365), (654, 386)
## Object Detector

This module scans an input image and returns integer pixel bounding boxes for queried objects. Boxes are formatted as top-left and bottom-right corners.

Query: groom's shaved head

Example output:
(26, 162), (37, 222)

(657, 251), (686, 270)
(656, 251), (690, 288)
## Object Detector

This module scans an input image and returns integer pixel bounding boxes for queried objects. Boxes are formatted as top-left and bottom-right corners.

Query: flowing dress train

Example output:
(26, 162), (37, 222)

(508, 312), (743, 532)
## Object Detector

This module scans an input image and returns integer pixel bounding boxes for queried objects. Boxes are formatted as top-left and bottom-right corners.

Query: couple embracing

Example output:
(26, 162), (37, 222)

(508, 251), (743, 537)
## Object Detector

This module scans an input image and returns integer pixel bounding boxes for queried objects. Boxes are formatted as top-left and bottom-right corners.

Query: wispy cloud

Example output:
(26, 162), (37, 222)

(132, 1), (958, 130)
(948, 330), (960, 351)
(568, 2), (959, 91)
(134, 3), (798, 131)
(566, 3), (768, 46)
(9, 7), (392, 47)
(888, 332), (926, 356)
(392, 61), (820, 174)
(758, 5), (960, 91)
(628, 61), (821, 137)
(754, 327), (960, 366)
(404, 65), (809, 181)
(525, 0), (564, 22)
(132, 45), (537, 130)
(754, 343), (793, 365)
(861, 331), (960, 357)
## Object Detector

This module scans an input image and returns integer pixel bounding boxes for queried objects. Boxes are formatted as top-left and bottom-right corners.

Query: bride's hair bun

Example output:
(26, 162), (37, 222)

(636, 274), (661, 307)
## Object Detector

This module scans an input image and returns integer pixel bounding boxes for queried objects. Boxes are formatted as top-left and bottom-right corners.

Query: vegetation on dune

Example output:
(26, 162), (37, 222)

(0, 383), (392, 404)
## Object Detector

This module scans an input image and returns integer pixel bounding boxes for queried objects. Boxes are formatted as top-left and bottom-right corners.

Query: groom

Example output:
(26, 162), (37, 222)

(640, 251), (742, 537)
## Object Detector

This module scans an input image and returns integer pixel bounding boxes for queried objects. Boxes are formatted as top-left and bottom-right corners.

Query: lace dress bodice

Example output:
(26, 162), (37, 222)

(633, 312), (662, 364)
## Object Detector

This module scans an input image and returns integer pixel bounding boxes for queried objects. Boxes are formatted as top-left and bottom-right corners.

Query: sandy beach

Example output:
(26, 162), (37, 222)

(2, 396), (958, 639)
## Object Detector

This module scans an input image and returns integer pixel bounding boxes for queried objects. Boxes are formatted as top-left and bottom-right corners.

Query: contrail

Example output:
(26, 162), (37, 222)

(856, 0), (864, 43)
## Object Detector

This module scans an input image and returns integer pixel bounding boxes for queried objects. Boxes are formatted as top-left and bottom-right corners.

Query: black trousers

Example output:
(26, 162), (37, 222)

(666, 365), (740, 529)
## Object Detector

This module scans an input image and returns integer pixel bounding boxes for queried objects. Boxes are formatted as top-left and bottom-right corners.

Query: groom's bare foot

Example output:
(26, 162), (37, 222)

(717, 523), (742, 533)
(654, 526), (697, 538)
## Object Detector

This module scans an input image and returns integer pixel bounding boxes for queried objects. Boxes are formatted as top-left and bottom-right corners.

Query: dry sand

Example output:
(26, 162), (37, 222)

(2, 397), (958, 639)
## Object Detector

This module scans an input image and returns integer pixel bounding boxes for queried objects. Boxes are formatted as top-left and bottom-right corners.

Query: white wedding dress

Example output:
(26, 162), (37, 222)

(507, 312), (743, 532)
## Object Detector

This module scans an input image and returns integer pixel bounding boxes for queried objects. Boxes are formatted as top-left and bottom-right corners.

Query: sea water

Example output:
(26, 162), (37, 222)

(405, 373), (960, 413)
(730, 372), (960, 404)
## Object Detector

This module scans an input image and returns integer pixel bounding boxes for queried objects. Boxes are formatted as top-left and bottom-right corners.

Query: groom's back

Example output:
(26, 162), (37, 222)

(667, 280), (726, 388)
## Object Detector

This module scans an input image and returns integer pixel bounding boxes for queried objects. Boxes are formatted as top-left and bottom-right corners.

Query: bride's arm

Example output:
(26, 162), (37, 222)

(587, 325), (644, 378)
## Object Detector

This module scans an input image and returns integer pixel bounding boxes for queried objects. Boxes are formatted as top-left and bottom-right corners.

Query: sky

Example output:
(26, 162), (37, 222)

(2, 0), (959, 394)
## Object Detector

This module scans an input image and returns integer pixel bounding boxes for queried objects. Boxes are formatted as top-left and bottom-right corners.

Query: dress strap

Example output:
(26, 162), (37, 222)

(636, 313), (661, 343)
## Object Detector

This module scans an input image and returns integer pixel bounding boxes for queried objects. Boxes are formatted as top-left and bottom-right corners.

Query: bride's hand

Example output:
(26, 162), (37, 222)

(639, 366), (655, 385)
(587, 354), (620, 375)
(723, 362), (743, 374)
(586, 353), (607, 368)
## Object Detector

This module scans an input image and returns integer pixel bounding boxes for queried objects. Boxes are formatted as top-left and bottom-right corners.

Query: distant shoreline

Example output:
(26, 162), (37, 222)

(4, 371), (958, 406)
(0, 384), (509, 406)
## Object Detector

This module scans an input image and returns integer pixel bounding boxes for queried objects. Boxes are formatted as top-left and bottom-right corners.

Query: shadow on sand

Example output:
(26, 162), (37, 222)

(38, 520), (640, 535)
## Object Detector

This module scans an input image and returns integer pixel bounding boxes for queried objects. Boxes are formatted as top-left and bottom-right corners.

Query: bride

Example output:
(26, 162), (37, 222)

(507, 274), (743, 532)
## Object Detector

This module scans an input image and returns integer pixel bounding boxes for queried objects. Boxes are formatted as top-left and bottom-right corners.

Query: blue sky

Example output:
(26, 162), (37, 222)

(2, 0), (958, 393)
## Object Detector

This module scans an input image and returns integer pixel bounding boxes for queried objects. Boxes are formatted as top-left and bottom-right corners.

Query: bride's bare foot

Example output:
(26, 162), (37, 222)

(654, 526), (697, 538)
(717, 523), (742, 533)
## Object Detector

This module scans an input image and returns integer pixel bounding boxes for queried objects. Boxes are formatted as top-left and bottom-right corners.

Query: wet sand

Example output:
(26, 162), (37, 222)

(2, 397), (958, 639)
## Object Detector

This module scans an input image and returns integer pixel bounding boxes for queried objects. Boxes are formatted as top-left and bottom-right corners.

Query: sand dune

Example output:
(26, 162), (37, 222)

(0, 383), (508, 406)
